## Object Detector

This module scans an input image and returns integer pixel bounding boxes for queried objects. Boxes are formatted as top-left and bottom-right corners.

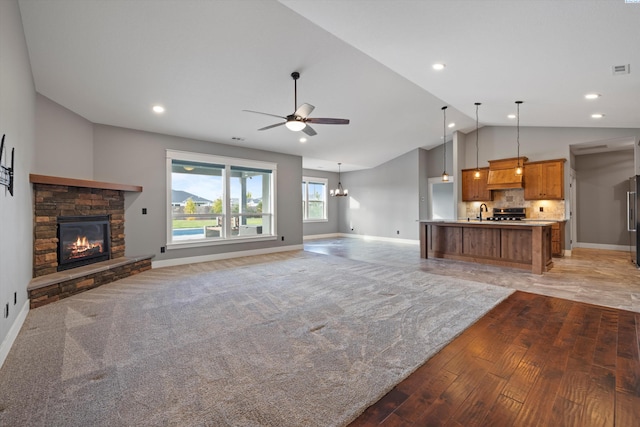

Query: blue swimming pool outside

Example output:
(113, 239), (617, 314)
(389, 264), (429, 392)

(172, 228), (204, 237)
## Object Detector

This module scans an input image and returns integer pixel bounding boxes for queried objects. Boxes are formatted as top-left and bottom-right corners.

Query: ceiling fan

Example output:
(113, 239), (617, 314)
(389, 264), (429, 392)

(243, 71), (349, 136)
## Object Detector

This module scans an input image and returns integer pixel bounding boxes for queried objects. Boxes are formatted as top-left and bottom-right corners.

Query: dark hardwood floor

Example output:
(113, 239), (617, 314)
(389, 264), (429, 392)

(304, 238), (640, 426)
(348, 291), (640, 426)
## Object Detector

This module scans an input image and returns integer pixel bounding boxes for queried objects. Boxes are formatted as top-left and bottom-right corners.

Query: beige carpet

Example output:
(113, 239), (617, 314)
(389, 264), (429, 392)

(0, 250), (513, 426)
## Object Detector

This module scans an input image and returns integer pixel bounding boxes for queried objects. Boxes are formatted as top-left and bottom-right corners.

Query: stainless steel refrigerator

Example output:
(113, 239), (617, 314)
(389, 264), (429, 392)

(629, 176), (639, 267)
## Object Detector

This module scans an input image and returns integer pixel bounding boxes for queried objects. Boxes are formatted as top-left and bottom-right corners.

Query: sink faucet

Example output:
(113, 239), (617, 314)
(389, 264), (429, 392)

(479, 203), (488, 221)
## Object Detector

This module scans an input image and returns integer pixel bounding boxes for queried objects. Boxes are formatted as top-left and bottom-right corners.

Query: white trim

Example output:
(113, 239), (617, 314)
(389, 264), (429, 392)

(167, 234), (277, 250)
(0, 299), (29, 369)
(573, 242), (630, 251)
(152, 244), (303, 269)
(166, 149), (278, 171)
(564, 249), (572, 257)
(339, 233), (420, 245)
(303, 233), (341, 240)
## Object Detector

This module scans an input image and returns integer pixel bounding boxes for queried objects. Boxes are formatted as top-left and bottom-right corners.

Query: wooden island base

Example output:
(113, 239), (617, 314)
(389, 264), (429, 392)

(420, 220), (553, 274)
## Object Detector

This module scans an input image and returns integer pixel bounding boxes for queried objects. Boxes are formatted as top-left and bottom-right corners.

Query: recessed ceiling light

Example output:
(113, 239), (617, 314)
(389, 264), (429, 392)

(152, 105), (165, 114)
(591, 113), (604, 119)
(584, 93), (600, 100)
(299, 137), (307, 143)
(432, 63), (446, 71)
(448, 122), (455, 128)
(508, 114), (516, 119)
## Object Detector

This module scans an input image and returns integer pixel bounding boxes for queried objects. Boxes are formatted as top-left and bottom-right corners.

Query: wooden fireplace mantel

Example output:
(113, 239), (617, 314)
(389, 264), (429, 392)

(29, 174), (143, 192)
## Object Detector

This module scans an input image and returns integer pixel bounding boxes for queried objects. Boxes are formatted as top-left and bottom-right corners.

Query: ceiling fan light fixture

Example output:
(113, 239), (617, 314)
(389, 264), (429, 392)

(285, 119), (306, 131)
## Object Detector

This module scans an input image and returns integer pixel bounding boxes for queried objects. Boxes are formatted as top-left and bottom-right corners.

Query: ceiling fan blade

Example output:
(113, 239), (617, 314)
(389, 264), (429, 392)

(258, 122), (285, 131)
(294, 103), (315, 118)
(302, 125), (317, 136)
(306, 118), (350, 125)
(242, 110), (286, 120)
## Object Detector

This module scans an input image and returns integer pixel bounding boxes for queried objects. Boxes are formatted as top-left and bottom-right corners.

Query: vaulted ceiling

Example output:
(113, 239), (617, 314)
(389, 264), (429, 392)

(18, 0), (640, 171)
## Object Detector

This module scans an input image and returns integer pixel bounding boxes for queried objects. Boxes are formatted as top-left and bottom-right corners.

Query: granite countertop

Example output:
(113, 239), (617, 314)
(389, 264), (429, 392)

(421, 219), (556, 226)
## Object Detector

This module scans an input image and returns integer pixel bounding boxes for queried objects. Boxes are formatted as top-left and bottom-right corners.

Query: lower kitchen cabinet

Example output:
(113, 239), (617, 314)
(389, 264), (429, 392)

(551, 221), (566, 257)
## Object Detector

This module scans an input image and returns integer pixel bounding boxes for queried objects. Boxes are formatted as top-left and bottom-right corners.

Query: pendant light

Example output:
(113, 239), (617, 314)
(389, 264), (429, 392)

(441, 106), (449, 182)
(330, 163), (348, 197)
(474, 102), (482, 179)
(515, 101), (523, 176)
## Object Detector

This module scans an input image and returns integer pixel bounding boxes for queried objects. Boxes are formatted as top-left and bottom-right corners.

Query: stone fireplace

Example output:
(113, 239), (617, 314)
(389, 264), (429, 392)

(28, 174), (152, 308)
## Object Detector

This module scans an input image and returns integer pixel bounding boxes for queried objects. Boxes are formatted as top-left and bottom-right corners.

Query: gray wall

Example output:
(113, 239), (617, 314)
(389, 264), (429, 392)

(427, 140), (453, 178)
(575, 150), (634, 246)
(35, 93), (94, 179)
(302, 168), (339, 236)
(339, 149), (421, 240)
(0, 0), (36, 360)
(92, 125), (303, 262)
(462, 126), (640, 169)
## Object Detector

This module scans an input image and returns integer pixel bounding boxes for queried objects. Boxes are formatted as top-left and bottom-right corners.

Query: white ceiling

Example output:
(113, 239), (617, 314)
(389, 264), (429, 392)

(18, 0), (640, 172)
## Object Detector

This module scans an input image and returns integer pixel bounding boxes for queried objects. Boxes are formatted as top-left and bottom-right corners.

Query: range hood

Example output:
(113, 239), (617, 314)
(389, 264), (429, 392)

(486, 157), (528, 190)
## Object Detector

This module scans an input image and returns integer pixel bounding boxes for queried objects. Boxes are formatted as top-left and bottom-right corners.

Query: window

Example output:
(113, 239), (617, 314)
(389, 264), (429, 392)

(302, 177), (328, 221)
(167, 150), (277, 248)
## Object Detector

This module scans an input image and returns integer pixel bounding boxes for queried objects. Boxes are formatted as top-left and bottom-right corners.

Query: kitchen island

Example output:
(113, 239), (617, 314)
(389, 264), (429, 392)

(420, 220), (554, 274)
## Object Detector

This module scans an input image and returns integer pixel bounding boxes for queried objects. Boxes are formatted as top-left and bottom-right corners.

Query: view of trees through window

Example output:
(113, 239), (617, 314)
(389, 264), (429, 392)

(302, 177), (327, 221)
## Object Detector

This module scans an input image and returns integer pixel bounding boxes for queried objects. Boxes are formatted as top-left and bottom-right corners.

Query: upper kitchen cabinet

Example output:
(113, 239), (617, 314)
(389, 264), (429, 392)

(524, 159), (566, 200)
(461, 168), (493, 201)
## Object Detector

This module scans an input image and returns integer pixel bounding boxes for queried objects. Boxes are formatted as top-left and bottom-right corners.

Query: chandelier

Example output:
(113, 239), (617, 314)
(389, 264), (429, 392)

(330, 163), (348, 197)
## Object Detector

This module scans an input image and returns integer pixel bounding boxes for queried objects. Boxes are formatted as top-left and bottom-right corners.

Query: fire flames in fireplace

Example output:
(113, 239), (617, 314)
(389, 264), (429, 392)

(66, 235), (104, 260)
(57, 215), (111, 271)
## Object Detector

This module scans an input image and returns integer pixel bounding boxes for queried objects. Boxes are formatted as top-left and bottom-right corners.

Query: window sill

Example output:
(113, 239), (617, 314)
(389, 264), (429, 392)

(167, 235), (277, 250)
(303, 219), (328, 223)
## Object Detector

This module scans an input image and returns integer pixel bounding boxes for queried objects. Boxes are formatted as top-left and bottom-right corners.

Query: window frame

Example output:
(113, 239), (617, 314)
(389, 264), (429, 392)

(166, 149), (277, 250)
(302, 176), (328, 222)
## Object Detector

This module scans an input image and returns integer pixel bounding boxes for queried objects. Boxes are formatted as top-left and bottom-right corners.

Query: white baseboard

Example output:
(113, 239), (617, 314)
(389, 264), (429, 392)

(303, 233), (341, 241)
(152, 244), (304, 269)
(0, 299), (29, 369)
(338, 233), (420, 245)
(573, 242), (630, 251)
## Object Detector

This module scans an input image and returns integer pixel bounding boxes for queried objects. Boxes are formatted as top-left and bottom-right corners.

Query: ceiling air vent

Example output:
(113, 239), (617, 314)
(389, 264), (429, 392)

(612, 64), (630, 75)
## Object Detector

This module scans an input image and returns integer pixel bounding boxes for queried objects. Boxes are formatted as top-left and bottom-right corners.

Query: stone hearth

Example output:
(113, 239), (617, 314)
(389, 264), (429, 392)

(28, 174), (150, 308)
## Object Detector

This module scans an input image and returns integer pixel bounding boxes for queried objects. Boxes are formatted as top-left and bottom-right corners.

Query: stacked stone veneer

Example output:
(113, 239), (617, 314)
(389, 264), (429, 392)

(33, 183), (125, 277)
(29, 182), (151, 308)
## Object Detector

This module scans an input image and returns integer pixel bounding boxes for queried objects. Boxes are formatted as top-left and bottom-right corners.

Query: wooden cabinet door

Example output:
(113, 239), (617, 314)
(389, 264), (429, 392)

(462, 168), (492, 201)
(524, 163), (543, 200)
(524, 160), (564, 200)
(542, 162), (564, 199)
(461, 170), (476, 201)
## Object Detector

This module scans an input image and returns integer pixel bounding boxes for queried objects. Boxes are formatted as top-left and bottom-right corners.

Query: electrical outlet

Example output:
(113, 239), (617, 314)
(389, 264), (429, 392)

(397, 230), (400, 235)
(142, 208), (147, 215)
(539, 206), (544, 212)
(160, 246), (165, 253)
(281, 236), (284, 241)
(4, 304), (8, 318)
(14, 292), (17, 305)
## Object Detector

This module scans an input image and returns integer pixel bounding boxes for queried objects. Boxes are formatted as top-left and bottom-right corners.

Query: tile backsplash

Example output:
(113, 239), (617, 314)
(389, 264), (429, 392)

(462, 189), (566, 220)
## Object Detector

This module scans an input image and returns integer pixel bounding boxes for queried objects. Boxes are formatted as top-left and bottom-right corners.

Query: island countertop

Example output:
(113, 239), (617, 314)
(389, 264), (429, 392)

(422, 219), (557, 227)
(419, 220), (553, 274)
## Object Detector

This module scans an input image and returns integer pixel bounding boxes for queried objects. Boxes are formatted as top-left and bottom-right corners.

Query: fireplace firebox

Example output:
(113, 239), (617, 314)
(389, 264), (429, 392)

(57, 215), (111, 271)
